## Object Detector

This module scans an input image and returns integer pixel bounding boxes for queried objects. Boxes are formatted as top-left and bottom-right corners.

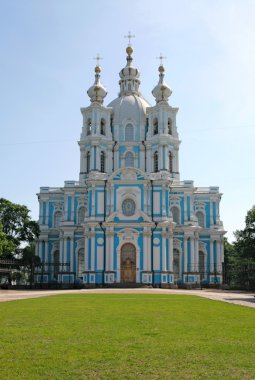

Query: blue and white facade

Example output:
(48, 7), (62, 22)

(36, 44), (225, 286)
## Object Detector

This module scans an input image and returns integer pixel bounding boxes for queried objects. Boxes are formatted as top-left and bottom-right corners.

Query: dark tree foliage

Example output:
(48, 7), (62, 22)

(0, 198), (40, 258)
(234, 205), (255, 260)
(224, 206), (255, 289)
(22, 243), (41, 266)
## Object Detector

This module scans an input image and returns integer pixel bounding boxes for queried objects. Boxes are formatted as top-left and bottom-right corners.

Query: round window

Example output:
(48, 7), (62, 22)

(122, 199), (136, 217)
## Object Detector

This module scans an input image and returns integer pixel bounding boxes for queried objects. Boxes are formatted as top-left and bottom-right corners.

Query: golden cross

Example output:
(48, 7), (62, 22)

(124, 31), (135, 46)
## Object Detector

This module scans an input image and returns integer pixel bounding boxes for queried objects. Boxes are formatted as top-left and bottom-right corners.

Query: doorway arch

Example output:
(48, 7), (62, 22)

(121, 243), (136, 283)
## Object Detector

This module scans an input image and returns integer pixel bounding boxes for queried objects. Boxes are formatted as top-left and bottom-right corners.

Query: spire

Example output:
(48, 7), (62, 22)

(87, 54), (107, 105)
(118, 32), (140, 96)
(152, 54), (172, 104)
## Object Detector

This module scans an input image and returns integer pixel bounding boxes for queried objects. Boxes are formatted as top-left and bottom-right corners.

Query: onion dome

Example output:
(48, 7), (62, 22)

(152, 64), (172, 104)
(118, 46), (141, 96)
(87, 65), (107, 104)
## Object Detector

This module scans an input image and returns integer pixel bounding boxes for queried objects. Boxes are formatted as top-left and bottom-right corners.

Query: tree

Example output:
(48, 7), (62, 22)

(223, 237), (237, 265)
(0, 223), (16, 257)
(234, 205), (255, 260)
(0, 198), (39, 258)
(21, 243), (41, 287)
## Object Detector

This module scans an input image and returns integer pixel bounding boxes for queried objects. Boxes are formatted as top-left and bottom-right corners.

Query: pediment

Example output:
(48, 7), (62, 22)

(109, 167), (148, 181)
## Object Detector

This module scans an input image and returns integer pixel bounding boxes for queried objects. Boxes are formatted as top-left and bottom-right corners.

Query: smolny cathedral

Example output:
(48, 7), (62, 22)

(36, 39), (225, 287)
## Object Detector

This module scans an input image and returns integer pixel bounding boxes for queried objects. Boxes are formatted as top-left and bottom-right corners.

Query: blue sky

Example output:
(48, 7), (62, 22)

(1, 0), (255, 241)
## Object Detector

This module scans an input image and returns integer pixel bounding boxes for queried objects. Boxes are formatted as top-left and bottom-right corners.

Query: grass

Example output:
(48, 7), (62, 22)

(0, 294), (255, 380)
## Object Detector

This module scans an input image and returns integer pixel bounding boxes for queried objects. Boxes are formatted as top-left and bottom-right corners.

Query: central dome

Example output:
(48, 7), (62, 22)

(107, 94), (151, 125)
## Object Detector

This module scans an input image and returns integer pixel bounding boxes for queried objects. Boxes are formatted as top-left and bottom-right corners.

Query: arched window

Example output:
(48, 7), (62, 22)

(173, 249), (180, 279)
(196, 211), (205, 228)
(168, 118), (172, 135)
(100, 119), (106, 135)
(171, 206), (180, 224)
(169, 152), (173, 172)
(87, 118), (92, 135)
(100, 151), (105, 172)
(78, 206), (85, 224)
(125, 151), (134, 167)
(78, 248), (84, 276)
(86, 152), (90, 173)
(54, 211), (62, 228)
(125, 124), (134, 141)
(128, 83), (131, 91)
(199, 251), (205, 279)
(154, 151), (158, 172)
(53, 250), (59, 280)
(153, 118), (158, 135)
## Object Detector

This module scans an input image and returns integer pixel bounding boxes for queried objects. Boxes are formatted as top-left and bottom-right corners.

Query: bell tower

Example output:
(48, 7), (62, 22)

(146, 56), (180, 180)
(79, 57), (113, 181)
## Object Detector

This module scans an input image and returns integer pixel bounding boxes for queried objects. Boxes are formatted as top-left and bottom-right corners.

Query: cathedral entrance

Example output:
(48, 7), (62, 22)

(121, 243), (136, 283)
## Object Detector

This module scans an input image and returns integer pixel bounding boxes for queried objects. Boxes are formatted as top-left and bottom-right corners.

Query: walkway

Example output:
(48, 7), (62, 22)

(0, 288), (255, 308)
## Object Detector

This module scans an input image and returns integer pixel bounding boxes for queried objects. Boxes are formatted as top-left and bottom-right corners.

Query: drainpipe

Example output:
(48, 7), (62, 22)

(141, 141), (146, 172)
(150, 179), (158, 286)
(99, 179), (107, 285)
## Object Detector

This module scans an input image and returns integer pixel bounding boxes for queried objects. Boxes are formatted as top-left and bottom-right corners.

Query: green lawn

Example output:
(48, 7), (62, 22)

(0, 294), (254, 380)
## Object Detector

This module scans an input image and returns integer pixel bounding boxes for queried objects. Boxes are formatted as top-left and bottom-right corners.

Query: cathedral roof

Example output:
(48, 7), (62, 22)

(107, 44), (151, 122)
(107, 94), (151, 124)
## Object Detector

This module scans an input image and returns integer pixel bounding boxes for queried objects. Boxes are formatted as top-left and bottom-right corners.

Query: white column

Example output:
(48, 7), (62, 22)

(109, 232), (114, 271)
(44, 240), (48, 272)
(90, 230), (95, 271)
(80, 147), (85, 173)
(71, 197), (74, 221)
(162, 185), (166, 217)
(147, 146), (152, 172)
(106, 232), (111, 271)
(143, 232), (147, 271)
(141, 145), (145, 171)
(168, 234), (173, 272)
(114, 146), (119, 170)
(107, 147), (112, 173)
(217, 240), (221, 273)
(70, 238), (74, 272)
(110, 184), (114, 213)
(91, 145), (95, 170)
(84, 231), (89, 271)
(159, 145), (163, 170)
(210, 202), (213, 226)
(91, 185), (95, 217)
(174, 147), (179, 174)
(221, 240), (224, 265)
(147, 232), (151, 271)
(184, 237), (188, 273)
(195, 237), (199, 273)
(45, 202), (49, 226)
(184, 194), (187, 223)
(59, 237), (64, 263)
(63, 237), (67, 263)
(162, 230), (167, 272)
(190, 238), (194, 272)
(210, 240), (214, 272)
(39, 201), (43, 224)
(96, 145), (100, 171)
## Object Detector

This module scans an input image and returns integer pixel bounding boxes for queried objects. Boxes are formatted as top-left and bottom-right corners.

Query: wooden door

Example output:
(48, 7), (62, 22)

(121, 243), (136, 283)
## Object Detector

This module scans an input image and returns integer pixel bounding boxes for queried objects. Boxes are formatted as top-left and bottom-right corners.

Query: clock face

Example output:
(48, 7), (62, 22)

(122, 198), (136, 217)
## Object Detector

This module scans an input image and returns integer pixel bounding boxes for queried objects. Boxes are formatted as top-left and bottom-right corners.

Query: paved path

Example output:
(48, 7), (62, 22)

(0, 288), (255, 308)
